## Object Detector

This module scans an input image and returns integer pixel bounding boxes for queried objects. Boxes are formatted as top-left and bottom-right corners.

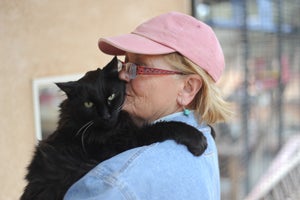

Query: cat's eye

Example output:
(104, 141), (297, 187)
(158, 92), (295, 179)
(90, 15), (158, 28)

(84, 101), (94, 108)
(108, 93), (116, 101)
(107, 93), (116, 105)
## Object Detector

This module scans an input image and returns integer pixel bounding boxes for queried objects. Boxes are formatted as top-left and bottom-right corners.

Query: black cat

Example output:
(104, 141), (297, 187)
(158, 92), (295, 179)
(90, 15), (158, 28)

(20, 57), (208, 200)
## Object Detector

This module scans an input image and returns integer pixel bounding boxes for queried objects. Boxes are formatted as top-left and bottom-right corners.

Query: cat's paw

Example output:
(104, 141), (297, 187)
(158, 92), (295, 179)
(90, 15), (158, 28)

(184, 132), (207, 156)
(160, 121), (208, 156)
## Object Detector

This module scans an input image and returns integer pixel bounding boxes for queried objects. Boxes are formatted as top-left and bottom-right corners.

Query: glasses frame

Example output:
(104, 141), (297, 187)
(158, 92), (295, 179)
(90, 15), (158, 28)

(118, 60), (184, 80)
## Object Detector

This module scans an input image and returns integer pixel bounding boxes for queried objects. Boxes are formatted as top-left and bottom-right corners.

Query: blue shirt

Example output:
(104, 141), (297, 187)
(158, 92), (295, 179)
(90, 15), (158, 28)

(64, 112), (220, 200)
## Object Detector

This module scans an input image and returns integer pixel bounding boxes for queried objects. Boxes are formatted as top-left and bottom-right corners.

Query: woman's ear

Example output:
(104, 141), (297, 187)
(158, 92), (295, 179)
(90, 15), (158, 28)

(177, 75), (202, 107)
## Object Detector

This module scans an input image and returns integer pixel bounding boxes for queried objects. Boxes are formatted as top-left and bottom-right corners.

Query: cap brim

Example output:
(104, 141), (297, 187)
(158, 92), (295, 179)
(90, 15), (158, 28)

(98, 33), (175, 55)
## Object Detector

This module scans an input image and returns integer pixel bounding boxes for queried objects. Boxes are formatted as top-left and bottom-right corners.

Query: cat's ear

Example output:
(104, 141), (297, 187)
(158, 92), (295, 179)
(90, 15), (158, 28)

(102, 56), (121, 77)
(56, 81), (77, 98)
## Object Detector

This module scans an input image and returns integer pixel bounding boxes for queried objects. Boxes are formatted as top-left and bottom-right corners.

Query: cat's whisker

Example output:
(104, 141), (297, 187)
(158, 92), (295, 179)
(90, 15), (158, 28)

(80, 121), (94, 155)
(75, 121), (94, 136)
(75, 121), (94, 155)
(116, 104), (123, 112)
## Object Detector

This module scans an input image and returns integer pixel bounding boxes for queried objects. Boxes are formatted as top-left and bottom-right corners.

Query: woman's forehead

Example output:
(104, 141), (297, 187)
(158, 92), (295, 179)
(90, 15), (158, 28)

(126, 53), (147, 61)
(127, 53), (161, 59)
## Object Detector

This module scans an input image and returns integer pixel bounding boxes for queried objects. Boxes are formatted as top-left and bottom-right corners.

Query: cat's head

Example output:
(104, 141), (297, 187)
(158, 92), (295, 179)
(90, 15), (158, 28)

(56, 56), (125, 129)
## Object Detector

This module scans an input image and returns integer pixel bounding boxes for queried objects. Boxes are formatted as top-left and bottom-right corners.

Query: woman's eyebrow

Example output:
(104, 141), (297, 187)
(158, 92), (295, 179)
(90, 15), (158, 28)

(129, 55), (144, 64)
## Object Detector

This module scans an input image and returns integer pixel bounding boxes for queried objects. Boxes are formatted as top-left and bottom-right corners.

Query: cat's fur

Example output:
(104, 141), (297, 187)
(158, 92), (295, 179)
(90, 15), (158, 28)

(20, 57), (208, 200)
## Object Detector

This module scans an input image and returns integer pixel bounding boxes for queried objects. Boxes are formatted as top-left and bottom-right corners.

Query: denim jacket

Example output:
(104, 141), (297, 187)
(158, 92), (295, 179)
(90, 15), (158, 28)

(64, 112), (220, 200)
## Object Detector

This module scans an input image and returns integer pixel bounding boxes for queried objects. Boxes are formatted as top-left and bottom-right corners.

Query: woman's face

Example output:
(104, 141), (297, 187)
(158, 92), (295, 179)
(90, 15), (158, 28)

(118, 53), (184, 125)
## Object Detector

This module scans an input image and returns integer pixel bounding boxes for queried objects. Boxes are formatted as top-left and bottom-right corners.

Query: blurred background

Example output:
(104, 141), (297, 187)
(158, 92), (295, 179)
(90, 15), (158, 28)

(192, 0), (300, 199)
(1, 0), (299, 199)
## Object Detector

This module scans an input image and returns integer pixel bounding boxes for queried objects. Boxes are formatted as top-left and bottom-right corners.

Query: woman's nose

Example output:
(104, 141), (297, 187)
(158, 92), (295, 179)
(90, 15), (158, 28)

(118, 68), (131, 82)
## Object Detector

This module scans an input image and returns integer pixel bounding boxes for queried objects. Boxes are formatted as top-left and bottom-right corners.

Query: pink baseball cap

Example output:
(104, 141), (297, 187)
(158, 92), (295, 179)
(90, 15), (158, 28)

(98, 11), (225, 82)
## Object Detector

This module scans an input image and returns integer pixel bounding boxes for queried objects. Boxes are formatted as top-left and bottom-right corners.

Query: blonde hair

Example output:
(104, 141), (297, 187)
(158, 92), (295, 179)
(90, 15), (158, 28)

(164, 53), (232, 124)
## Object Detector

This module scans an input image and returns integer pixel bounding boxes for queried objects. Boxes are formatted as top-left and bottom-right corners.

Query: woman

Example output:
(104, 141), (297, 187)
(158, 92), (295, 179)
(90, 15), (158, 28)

(64, 11), (231, 200)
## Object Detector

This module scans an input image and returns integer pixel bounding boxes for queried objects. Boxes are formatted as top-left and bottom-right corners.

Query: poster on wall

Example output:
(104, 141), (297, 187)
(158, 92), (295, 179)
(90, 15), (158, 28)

(32, 74), (83, 140)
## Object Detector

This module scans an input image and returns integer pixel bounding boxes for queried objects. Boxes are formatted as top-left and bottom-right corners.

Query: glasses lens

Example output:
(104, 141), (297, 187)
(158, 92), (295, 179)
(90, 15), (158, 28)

(126, 63), (137, 79)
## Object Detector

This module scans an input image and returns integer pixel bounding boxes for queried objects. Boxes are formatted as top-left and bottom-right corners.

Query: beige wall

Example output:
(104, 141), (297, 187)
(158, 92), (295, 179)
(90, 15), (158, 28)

(0, 0), (190, 199)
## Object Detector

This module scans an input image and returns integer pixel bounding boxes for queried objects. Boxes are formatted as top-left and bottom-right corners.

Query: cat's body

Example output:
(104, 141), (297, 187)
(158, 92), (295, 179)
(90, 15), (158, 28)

(21, 57), (209, 200)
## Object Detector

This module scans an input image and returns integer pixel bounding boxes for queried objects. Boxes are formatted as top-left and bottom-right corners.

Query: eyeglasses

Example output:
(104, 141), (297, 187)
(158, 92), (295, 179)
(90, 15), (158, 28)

(118, 60), (184, 80)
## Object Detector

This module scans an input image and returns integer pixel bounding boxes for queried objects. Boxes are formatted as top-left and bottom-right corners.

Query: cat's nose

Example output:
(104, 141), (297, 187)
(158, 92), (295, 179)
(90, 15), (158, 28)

(102, 113), (111, 121)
